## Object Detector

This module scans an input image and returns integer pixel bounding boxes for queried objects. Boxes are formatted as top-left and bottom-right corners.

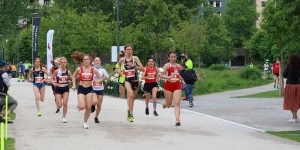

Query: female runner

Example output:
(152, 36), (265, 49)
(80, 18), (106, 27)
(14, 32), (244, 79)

(28, 58), (51, 116)
(118, 44), (144, 122)
(141, 56), (159, 116)
(160, 51), (186, 126)
(92, 57), (110, 123)
(51, 57), (76, 123)
(73, 54), (103, 129)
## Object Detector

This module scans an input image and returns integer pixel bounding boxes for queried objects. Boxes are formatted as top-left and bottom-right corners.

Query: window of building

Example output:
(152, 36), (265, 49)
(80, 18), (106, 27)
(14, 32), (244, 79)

(217, 12), (221, 16)
(44, 0), (50, 4)
(216, 1), (221, 7)
(262, 1), (266, 7)
(209, 1), (214, 6)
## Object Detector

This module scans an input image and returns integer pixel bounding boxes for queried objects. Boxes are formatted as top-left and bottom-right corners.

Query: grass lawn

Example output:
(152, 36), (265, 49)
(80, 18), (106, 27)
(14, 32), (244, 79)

(268, 131), (300, 142)
(0, 138), (15, 150)
(0, 112), (16, 150)
(192, 68), (273, 95)
(233, 90), (283, 98)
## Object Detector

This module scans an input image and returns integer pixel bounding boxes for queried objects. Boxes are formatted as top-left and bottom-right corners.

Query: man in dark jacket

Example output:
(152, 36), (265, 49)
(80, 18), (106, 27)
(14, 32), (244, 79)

(0, 60), (18, 123)
(179, 64), (195, 107)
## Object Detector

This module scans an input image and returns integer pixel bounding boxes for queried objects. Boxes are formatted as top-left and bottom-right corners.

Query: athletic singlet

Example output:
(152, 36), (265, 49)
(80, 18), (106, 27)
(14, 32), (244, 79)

(124, 57), (138, 81)
(92, 67), (107, 90)
(56, 69), (69, 84)
(79, 66), (94, 81)
(33, 67), (45, 83)
(52, 66), (59, 83)
(145, 66), (157, 83)
(166, 63), (180, 81)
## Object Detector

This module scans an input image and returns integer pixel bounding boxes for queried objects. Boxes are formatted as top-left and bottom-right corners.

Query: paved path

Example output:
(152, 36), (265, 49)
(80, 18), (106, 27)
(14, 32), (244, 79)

(7, 79), (300, 150)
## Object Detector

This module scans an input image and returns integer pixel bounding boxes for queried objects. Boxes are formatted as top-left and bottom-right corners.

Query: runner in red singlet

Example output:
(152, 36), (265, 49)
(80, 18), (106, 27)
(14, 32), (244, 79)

(272, 58), (280, 89)
(141, 56), (159, 116)
(160, 51), (186, 126)
(73, 54), (103, 129)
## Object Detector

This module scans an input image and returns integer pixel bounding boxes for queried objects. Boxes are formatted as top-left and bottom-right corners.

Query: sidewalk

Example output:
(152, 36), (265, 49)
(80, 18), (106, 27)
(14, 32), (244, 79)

(7, 79), (300, 150)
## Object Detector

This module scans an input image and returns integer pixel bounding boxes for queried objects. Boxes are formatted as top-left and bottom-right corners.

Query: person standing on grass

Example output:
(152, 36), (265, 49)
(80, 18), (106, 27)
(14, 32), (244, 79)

(272, 58), (280, 89)
(118, 44), (144, 122)
(161, 51), (186, 126)
(283, 53), (300, 123)
(51, 57), (76, 123)
(141, 56), (159, 116)
(91, 57), (110, 123)
(263, 62), (269, 78)
(0, 60), (18, 123)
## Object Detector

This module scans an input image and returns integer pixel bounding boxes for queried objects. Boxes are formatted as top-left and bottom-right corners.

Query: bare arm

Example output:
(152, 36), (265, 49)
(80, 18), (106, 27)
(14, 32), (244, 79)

(94, 70), (103, 83)
(73, 67), (80, 80)
(160, 64), (171, 80)
(118, 58), (124, 72)
(141, 67), (148, 80)
(42, 67), (50, 77)
(134, 56), (144, 72)
(51, 70), (58, 85)
(68, 70), (76, 88)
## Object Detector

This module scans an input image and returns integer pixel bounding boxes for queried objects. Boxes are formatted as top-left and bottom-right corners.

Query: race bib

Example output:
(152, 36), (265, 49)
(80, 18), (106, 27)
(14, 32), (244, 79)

(147, 72), (155, 80)
(35, 77), (43, 83)
(58, 76), (68, 83)
(81, 73), (93, 81)
(125, 70), (135, 78)
(170, 72), (179, 81)
(93, 81), (103, 87)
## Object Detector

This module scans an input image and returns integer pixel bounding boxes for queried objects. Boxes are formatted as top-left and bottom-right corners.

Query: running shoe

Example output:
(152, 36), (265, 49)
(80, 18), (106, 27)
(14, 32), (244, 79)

(189, 102), (194, 107)
(153, 111), (158, 116)
(62, 117), (67, 123)
(17, 80), (20, 82)
(91, 105), (96, 113)
(55, 108), (60, 113)
(94, 118), (100, 123)
(126, 109), (130, 121)
(277, 86), (279, 89)
(288, 118), (299, 123)
(162, 102), (166, 109)
(38, 111), (41, 116)
(128, 115), (134, 122)
(83, 123), (89, 129)
(21, 80), (25, 82)
(174, 121), (181, 127)
(274, 84), (276, 88)
(145, 108), (149, 115)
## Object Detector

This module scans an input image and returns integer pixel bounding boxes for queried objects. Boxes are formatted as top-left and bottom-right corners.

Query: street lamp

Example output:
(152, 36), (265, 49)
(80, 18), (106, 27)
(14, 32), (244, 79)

(116, 0), (120, 54)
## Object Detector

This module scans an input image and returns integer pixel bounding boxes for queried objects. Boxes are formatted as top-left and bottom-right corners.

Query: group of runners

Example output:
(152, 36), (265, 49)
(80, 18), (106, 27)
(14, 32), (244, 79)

(19, 44), (186, 129)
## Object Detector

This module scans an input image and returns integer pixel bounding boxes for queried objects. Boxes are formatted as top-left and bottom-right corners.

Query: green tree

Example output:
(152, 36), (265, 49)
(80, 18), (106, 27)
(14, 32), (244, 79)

(170, 20), (206, 68)
(223, 0), (258, 48)
(260, 0), (297, 95)
(204, 14), (234, 65)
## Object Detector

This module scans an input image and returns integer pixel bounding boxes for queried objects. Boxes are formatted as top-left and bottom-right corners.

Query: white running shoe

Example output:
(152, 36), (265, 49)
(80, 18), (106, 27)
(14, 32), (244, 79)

(288, 118), (299, 123)
(62, 117), (67, 123)
(83, 123), (89, 129)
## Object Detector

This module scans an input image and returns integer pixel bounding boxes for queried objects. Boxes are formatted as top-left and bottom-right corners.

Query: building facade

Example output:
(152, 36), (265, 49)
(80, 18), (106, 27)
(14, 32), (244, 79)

(254, 0), (267, 28)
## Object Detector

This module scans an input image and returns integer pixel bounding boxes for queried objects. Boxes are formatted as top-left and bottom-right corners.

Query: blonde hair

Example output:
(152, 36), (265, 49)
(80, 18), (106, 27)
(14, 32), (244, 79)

(59, 57), (67, 62)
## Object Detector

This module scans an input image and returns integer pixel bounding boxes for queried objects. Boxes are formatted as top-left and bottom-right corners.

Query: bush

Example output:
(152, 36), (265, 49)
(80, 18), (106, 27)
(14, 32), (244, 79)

(238, 67), (261, 79)
(209, 64), (228, 71)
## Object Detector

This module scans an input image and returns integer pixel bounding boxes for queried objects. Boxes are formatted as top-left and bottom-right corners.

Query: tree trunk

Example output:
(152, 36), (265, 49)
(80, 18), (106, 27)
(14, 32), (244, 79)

(279, 46), (284, 96)
(198, 53), (201, 69)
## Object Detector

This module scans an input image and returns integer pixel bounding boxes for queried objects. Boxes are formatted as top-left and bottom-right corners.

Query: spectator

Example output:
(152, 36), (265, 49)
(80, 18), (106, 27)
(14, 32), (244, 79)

(263, 62), (269, 78)
(18, 62), (25, 82)
(5, 62), (12, 79)
(271, 58), (280, 89)
(0, 60), (18, 123)
(180, 64), (195, 107)
(177, 54), (193, 100)
(11, 64), (17, 78)
(283, 53), (300, 123)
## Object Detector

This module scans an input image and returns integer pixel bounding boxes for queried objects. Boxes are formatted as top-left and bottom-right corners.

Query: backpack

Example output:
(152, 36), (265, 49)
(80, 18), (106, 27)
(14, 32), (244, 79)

(184, 69), (197, 83)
